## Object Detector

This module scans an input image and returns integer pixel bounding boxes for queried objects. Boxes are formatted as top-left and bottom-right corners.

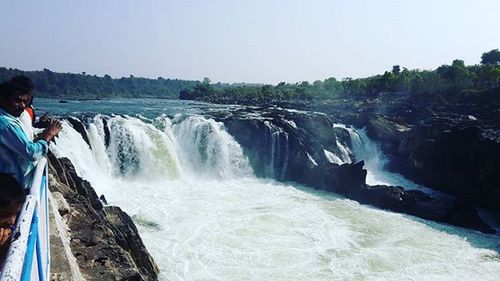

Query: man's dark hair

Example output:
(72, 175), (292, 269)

(9, 75), (34, 95)
(0, 173), (26, 215)
(0, 81), (12, 98)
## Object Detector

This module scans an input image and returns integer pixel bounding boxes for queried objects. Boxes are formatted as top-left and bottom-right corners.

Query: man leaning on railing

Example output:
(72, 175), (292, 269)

(0, 76), (61, 280)
(0, 76), (61, 189)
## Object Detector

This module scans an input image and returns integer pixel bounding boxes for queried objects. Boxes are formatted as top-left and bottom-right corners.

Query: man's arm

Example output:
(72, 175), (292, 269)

(0, 123), (48, 161)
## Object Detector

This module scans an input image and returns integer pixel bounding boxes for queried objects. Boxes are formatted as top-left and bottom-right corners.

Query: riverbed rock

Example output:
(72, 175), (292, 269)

(67, 117), (91, 147)
(364, 113), (500, 214)
(47, 152), (159, 280)
(218, 107), (352, 182)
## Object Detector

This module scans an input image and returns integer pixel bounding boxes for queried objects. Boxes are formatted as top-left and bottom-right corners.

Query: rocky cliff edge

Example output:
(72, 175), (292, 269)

(47, 152), (159, 281)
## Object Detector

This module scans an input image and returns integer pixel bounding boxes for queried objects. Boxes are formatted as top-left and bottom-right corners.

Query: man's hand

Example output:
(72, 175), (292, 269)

(0, 228), (12, 246)
(40, 119), (62, 142)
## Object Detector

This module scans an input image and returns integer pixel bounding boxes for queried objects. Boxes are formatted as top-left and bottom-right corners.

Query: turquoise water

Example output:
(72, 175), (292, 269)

(35, 98), (238, 118)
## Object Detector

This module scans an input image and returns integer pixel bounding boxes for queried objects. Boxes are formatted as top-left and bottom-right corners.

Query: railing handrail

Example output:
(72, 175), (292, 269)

(0, 159), (50, 281)
(30, 158), (47, 200)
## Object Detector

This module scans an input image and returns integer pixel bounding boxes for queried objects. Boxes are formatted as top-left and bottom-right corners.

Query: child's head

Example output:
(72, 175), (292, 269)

(0, 173), (26, 229)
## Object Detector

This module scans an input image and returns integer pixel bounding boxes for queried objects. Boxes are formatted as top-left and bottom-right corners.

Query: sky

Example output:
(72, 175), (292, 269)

(1, 0), (499, 84)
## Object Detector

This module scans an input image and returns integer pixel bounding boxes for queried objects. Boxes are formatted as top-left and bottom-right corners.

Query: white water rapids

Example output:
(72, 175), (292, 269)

(50, 114), (500, 280)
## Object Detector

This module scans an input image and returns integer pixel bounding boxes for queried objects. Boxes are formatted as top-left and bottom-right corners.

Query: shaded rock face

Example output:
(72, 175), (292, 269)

(67, 117), (91, 147)
(321, 162), (494, 234)
(218, 108), (355, 185)
(367, 115), (500, 214)
(295, 94), (500, 219)
(47, 152), (159, 281)
(65, 115), (111, 149)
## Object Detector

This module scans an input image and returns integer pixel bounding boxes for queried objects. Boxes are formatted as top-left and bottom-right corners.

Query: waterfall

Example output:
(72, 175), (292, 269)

(172, 115), (253, 179)
(339, 125), (437, 193)
(86, 115), (113, 176)
(105, 115), (182, 180)
(51, 114), (254, 195)
(322, 124), (356, 165)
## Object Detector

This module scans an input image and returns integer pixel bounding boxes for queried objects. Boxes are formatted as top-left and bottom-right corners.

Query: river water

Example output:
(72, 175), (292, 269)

(36, 98), (500, 280)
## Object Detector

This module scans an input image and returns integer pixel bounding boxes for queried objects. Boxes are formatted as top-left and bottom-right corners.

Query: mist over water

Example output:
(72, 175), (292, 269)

(43, 99), (500, 280)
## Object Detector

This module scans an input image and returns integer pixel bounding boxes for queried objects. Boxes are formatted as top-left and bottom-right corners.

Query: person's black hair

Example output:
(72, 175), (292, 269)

(0, 81), (13, 99)
(0, 173), (26, 209)
(9, 75), (34, 96)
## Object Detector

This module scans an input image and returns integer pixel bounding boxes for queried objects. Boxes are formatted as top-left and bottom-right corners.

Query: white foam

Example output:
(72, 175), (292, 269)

(324, 149), (343, 165)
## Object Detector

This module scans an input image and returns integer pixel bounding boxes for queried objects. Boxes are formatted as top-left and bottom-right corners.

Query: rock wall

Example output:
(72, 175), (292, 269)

(367, 115), (500, 214)
(47, 152), (159, 281)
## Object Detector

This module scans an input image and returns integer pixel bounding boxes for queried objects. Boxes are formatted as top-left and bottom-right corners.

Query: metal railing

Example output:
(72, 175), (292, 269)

(1, 158), (50, 281)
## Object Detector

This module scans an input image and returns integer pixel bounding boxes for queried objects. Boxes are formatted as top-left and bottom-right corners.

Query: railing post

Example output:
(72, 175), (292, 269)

(21, 214), (39, 281)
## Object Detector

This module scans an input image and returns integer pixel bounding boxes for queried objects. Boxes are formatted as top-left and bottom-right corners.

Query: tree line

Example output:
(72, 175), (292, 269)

(1, 49), (498, 103)
(180, 49), (500, 104)
(0, 68), (202, 99)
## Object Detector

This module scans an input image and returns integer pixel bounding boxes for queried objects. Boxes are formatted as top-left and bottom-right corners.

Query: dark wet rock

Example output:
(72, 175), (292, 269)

(67, 117), (91, 147)
(219, 108), (345, 182)
(365, 115), (500, 214)
(103, 206), (158, 279)
(321, 164), (494, 233)
(102, 117), (111, 147)
(321, 161), (367, 194)
(288, 93), (500, 218)
(412, 198), (495, 234)
(47, 152), (159, 280)
(100, 194), (108, 205)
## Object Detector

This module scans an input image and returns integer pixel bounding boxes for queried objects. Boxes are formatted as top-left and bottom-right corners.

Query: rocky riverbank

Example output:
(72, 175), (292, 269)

(47, 152), (159, 280)
(311, 93), (500, 215)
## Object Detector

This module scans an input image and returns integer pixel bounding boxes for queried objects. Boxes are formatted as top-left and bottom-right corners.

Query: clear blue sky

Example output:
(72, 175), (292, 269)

(1, 0), (499, 84)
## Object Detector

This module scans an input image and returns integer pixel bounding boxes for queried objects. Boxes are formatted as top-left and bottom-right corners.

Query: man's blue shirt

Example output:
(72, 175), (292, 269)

(0, 108), (48, 187)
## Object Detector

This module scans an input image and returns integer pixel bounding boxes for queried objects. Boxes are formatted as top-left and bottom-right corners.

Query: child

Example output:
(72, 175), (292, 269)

(0, 173), (26, 266)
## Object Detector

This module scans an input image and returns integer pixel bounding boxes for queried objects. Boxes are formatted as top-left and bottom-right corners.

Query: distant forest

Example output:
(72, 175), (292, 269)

(0, 68), (205, 99)
(181, 49), (500, 105)
(1, 49), (499, 103)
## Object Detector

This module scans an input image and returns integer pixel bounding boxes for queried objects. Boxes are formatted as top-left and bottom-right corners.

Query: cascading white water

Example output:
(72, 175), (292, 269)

(106, 115), (182, 180)
(324, 124), (354, 165)
(263, 121), (289, 179)
(172, 115), (253, 179)
(51, 115), (500, 281)
(332, 124), (437, 194)
(86, 115), (113, 176)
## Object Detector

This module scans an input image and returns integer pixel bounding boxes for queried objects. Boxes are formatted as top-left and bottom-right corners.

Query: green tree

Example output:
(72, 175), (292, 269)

(392, 65), (401, 74)
(481, 49), (500, 65)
